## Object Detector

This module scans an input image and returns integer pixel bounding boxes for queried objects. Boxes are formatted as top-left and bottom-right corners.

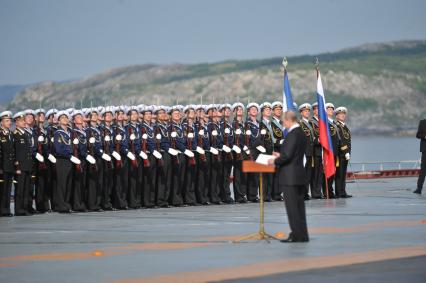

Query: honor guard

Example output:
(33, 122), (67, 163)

(324, 103), (340, 198)
(310, 102), (324, 199)
(271, 101), (284, 201)
(23, 109), (37, 213)
(155, 106), (172, 207)
(245, 102), (260, 202)
(168, 106), (186, 206)
(112, 106), (130, 209)
(258, 102), (274, 202)
(52, 111), (74, 213)
(45, 108), (58, 207)
(206, 104), (223, 204)
(231, 102), (247, 203)
(334, 107), (352, 198)
(194, 105), (210, 205)
(298, 103), (316, 200)
(219, 104), (234, 204)
(126, 106), (142, 209)
(33, 108), (50, 212)
(140, 105), (157, 208)
(99, 107), (115, 210)
(85, 108), (104, 211)
(0, 111), (14, 216)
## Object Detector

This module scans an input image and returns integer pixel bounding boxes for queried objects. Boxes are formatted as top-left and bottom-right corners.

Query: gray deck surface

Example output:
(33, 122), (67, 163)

(0, 177), (425, 282)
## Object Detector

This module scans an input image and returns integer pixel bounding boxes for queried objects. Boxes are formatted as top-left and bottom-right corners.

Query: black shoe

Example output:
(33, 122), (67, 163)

(2, 213), (14, 217)
(59, 209), (72, 214)
(304, 195), (311, 201)
(202, 202), (210, 205)
(414, 189), (422, 194)
(273, 197), (284, 201)
(341, 194), (353, 198)
(280, 237), (309, 243)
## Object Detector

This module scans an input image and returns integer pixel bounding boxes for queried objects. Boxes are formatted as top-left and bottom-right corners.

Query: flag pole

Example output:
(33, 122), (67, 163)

(315, 57), (329, 199)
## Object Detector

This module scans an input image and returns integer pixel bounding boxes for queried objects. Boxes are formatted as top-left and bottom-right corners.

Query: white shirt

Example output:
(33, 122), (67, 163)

(287, 123), (300, 133)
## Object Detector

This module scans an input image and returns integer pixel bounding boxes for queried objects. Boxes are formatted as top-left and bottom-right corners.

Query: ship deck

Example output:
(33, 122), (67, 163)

(0, 177), (425, 283)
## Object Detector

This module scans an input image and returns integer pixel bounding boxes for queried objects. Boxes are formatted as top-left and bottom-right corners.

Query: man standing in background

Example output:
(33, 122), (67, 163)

(414, 119), (426, 194)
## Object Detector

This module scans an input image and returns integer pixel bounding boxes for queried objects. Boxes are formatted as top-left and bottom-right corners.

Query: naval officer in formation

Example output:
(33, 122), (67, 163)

(0, 100), (352, 216)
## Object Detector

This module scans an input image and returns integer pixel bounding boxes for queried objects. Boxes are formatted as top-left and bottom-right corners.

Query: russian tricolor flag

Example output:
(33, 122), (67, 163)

(316, 70), (336, 179)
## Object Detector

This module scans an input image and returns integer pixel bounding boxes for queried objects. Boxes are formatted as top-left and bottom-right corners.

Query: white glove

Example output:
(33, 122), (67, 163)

(127, 152), (136, 160)
(235, 129), (242, 135)
(256, 145), (266, 153)
(72, 138), (79, 145)
(112, 151), (121, 161)
(86, 154), (96, 164)
(153, 150), (162, 159)
(279, 139), (284, 144)
(104, 135), (111, 142)
(116, 134), (122, 141)
(210, 147), (219, 155)
(212, 130), (218, 136)
(47, 154), (57, 164)
(245, 130), (252, 135)
(129, 133), (136, 140)
(243, 145), (249, 151)
(345, 153), (351, 160)
(50, 137), (54, 143)
(224, 128), (230, 134)
(171, 132), (177, 138)
(196, 146), (205, 155)
(35, 152), (44, 162)
(156, 133), (162, 140)
(142, 133), (148, 139)
(70, 155), (81, 165)
(102, 153), (111, 162)
(139, 151), (148, 160)
(222, 145), (231, 153)
(184, 149), (194, 157)
(188, 132), (194, 138)
(232, 145), (241, 154)
(89, 137), (95, 144)
(38, 136), (44, 142)
(198, 129), (204, 135)
(168, 148), (179, 156)
(260, 129), (267, 135)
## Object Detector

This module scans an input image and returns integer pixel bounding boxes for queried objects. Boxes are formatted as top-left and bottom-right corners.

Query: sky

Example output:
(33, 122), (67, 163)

(1, 0), (426, 85)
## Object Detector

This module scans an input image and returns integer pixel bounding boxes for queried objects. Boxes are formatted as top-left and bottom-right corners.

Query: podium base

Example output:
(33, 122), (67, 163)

(233, 230), (278, 243)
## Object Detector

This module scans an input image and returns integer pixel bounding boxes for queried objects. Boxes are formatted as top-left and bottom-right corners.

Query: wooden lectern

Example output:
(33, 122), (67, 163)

(234, 160), (278, 242)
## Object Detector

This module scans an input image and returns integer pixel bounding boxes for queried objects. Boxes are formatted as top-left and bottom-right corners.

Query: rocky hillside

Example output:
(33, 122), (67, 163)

(7, 40), (426, 133)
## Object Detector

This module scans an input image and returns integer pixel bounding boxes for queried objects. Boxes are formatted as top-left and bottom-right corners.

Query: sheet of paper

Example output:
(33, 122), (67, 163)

(255, 154), (275, 165)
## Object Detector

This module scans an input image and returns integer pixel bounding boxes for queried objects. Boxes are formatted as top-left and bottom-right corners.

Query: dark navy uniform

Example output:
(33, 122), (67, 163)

(140, 121), (157, 208)
(33, 125), (50, 212)
(53, 127), (73, 213)
(310, 116), (324, 198)
(220, 118), (234, 203)
(46, 123), (58, 208)
(270, 116), (284, 201)
(156, 121), (172, 207)
(99, 124), (114, 210)
(125, 121), (141, 208)
(335, 120), (351, 197)
(232, 118), (247, 203)
(86, 124), (103, 210)
(257, 118), (274, 202)
(207, 118), (223, 204)
(181, 120), (197, 205)
(71, 126), (88, 211)
(14, 128), (34, 215)
(299, 118), (316, 198)
(112, 123), (129, 209)
(245, 119), (260, 202)
(168, 121), (185, 206)
(0, 127), (15, 216)
(194, 120), (210, 205)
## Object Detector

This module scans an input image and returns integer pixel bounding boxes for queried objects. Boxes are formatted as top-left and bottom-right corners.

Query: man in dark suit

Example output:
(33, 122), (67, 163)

(269, 111), (309, 243)
(414, 119), (426, 194)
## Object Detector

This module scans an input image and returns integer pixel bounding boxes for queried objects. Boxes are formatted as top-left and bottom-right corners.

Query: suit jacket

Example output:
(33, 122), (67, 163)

(274, 126), (307, 186)
(417, 119), (426, 152)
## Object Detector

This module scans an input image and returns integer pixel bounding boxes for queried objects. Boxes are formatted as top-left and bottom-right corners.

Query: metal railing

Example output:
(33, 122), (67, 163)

(348, 160), (421, 172)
